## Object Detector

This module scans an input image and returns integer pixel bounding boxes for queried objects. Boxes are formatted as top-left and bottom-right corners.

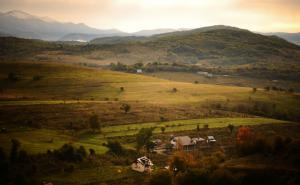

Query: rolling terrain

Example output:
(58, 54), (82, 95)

(1, 25), (300, 82)
(0, 25), (300, 185)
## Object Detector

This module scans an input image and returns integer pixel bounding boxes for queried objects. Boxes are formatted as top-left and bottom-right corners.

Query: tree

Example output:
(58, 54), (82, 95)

(0, 147), (6, 162)
(18, 150), (29, 163)
(169, 152), (195, 175)
(7, 72), (21, 81)
(89, 114), (100, 132)
(288, 88), (294, 93)
(77, 146), (87, 158)
(173, 88), (178, 92)
(89, 148), (96, 156)
(54, 144), (85, 162)
(237, 126), (252, 144)
(120, 103), (131, 113)
(252, 87), (257, 93)
(148, 170), (172, 185)
(196, 125), (200, 132)
(136, 128), (154, 151)
(106, 141), (124, 156)
(10, 139), (21, 163)
(264, 86), (270, 91)
(227, 124), (234, 134)
(203, 124), (209, 130)
(161, 126), (166, 133)
(120, 87), (124, 91)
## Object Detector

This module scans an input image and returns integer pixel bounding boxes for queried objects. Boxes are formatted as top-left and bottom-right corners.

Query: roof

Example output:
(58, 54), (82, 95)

(207, 136), (215, 140)
(136, 156), (153, 166)
(175, 136), (194, 146)
(192, 137), (205, 142)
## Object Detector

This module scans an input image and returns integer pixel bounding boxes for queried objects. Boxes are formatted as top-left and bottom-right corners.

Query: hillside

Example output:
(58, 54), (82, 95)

(89, 26), (300, 65)
(1, 26), (300, 81)
(263, 32), (300, 45)
(88, 26), (300, 80)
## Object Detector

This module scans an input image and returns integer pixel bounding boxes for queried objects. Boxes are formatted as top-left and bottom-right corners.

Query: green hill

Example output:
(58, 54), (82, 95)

(1, 25), (300, 80)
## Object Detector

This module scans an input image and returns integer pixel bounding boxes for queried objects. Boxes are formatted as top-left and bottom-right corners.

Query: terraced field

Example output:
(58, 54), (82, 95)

(0, 117), (289, 154)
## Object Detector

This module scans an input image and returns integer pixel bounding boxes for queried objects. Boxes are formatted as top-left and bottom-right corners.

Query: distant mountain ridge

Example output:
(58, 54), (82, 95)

(0, 10), (126, 41)
(262, 32), (300, 45)
(1, 10), (300, 46)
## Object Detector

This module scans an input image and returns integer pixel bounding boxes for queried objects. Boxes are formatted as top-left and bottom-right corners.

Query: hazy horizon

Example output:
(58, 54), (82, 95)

(0, 0), (300, 33)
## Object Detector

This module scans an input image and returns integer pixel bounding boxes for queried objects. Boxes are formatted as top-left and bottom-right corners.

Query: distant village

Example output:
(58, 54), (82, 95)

(132, 134), (217, 173)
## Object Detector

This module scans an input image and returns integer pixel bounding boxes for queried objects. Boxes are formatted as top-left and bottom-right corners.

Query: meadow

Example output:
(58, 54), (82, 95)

(0, 117), (289, 154)
(0, 61), (299, 185)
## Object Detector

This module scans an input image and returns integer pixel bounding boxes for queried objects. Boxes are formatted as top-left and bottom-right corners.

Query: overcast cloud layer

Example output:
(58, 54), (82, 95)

(0, 0), (299, 32)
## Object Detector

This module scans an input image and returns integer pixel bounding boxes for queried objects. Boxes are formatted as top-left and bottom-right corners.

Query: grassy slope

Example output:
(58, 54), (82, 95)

(0, 117), (288, 154)
(1, 62), (299, 117)
(0, 61), (250, 103)
(145, 71), (300, 91)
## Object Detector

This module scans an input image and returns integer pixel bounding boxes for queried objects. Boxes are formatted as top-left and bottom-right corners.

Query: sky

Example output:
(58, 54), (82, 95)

(0, 0), (300, 33)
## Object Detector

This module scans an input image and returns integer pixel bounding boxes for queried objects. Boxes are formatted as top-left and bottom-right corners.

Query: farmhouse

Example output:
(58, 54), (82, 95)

(171, 136), (196, 151)
(136, 69), (143, 73)
(131, 156), (153, 173)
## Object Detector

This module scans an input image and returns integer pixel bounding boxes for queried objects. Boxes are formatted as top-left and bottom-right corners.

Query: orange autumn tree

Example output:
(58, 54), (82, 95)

(236, 126), (252, 144)
(169, 151), (196, 175)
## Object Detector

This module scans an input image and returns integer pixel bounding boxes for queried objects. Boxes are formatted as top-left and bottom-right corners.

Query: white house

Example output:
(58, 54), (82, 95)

(131, 156), (153, 173)
(136, 69), (143, 73)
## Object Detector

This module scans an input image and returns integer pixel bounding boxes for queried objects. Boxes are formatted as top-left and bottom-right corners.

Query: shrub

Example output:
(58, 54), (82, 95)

(10, 139), (21, 163)
(147, 170), (172, 185)
(32, 75), (43, 81)
(120, 103), (131, 113)
(64, 164), (75, 173)
(210, 169), (236, 185)
(175, 168), (209, 185)
(7, 72), (21, 81)
(161, 126), (166, 133)
(53, 144), (86, 162)
(236, 126), (252, 144)
(136, 128), (154, 151)
(89, 114), (100, 132)
(227, 124), (234, 133)
(106, 141), (124, 156)
(203, 124), (209, 129)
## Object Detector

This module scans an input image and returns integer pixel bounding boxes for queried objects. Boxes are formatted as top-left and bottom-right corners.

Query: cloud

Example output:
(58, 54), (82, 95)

(0, 0), (299, 32)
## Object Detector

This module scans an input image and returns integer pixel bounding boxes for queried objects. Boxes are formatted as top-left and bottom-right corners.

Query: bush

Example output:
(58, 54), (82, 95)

(210, 169), (237, 185)
(148, 170), (172, 185)
(53, 144), (86, 162)
(175, 168), (209, 185)
(120, 103), (131, 113)
(7, 72), (22, 81)
(32, 75), (43, 81)
(106, 141), (124, 156)
(10, 139), (21, 163)
(203, 124), (209, 129)
(89, 114), (101, 132)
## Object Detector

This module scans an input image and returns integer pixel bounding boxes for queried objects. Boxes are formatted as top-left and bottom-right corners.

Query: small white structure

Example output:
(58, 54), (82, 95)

(207, 136), (216, 143)
(131, 156), (153, 173)
(136, 69), (143, 73)
(191, 137), (205, 143)
(197, 71), (213, 78)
